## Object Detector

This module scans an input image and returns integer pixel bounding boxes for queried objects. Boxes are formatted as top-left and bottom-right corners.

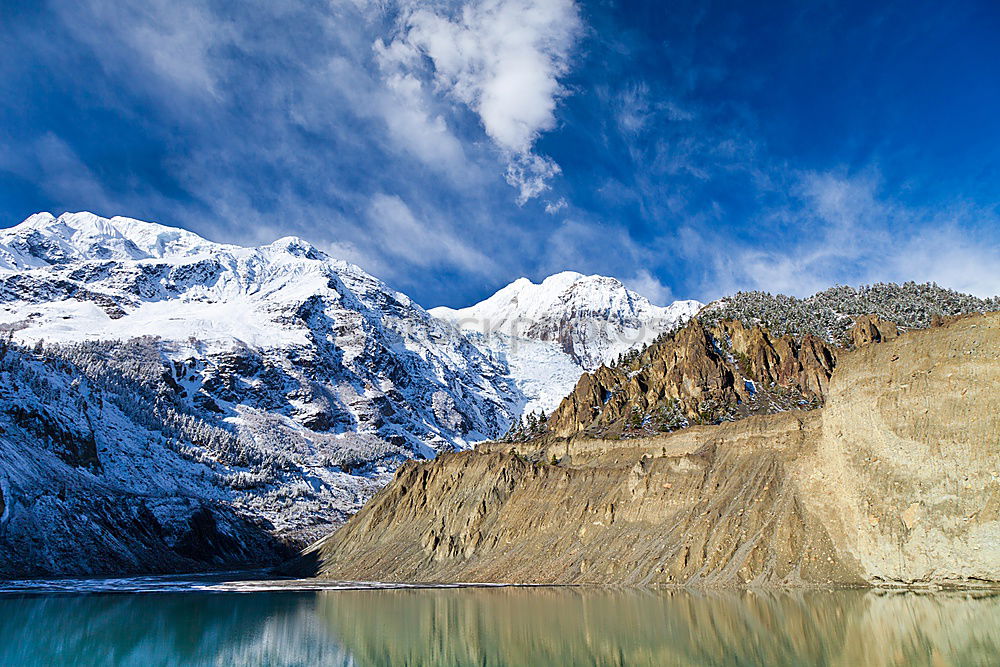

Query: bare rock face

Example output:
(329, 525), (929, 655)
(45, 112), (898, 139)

(711, 320), (837, 398)
(545, 321), (739, 438)
(3, 404), (101, 472)
(848, 315), (899, 347)
(546, 319), (839, 439)
(294, 414), (854, 586)
(796, 335), (839, 396)
(802, 311), (1000, 584)
(296, 312), (1000, 588)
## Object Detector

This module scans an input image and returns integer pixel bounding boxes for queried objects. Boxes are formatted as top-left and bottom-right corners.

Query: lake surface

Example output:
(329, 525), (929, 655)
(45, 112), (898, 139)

(0, 576), (997, 666)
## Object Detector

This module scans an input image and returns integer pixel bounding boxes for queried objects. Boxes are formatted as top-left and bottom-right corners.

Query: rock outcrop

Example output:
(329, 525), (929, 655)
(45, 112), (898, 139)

(545, 318), (839, 439)
(712, 320), (838, 396)
(295, 312), (1000, 587)
(848, 314), (899, 347)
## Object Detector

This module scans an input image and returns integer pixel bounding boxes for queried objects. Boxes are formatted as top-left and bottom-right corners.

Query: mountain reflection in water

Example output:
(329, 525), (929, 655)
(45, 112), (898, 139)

(0, 585), (997, 666)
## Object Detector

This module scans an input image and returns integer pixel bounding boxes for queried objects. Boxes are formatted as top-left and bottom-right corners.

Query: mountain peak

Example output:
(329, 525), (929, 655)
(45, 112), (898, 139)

(11, 211), (58, 230)
(264, 235), (327, 260)
(431, 271), (703, 372)
(539, 270), (587, 285)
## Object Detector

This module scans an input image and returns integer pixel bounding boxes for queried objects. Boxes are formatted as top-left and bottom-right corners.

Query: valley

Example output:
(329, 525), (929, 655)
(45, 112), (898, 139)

(1, 211), (997, 586)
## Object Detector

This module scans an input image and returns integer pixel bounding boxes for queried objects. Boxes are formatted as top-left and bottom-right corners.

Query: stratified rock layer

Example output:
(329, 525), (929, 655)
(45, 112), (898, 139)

(298, 312), (1000, 587)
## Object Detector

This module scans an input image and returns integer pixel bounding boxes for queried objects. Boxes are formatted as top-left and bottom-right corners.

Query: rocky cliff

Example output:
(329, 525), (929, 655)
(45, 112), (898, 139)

(541, 313), (911, 440)
(296, 311), (1000, 587)
(542, 316), (848, 440)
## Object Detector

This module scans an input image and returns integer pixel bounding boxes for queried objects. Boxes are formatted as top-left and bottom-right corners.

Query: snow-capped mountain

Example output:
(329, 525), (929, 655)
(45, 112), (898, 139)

(430, 272), (702, 413)
(0, 212), (520, 572)
(0, 211), (700, 576)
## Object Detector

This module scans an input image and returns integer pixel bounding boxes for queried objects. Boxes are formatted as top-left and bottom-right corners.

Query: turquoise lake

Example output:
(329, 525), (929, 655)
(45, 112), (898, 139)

(0, 577), (997, 666)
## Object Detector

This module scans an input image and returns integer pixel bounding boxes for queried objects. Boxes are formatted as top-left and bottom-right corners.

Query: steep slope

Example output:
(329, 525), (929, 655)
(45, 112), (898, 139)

(0, 213), (517, 448)
(430, 272), (702, 413)
(544, 317), (842, 439)
(0, 339), (291, 576)
(298, 311), (1000, 587)
(0, 211), (710, 576)
(540, 309), (955, 441)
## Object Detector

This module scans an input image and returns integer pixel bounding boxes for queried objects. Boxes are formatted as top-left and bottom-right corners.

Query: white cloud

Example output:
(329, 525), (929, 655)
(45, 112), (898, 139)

(544, 197), (567, 214)
(0, 133), (116, 214)
(382, 0), (582, 202)
(888, 226), (1000, 298)
(689, 170), (1000, 300)
(616, 82), (654, 135)
(54, 0), (228, 98)
(380, 71), (469, 170)
(540, 216), (661, 284)
(322, 52), (474, 181)
(319, 238), (389, 277)
(624, 269), (674, 305)
(505, 152), (562, 203)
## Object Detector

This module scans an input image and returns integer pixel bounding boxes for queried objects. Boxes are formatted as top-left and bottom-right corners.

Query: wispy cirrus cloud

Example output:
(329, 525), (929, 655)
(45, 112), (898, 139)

(367, 193), (498, 277)
(50, 0), (231, 105)
(623, 269), (675, 306)
(689, 170), (1000, 300)
(3, 0), (997, 310)
(0, 133), (117, 213)
(2, 0), (541, 303)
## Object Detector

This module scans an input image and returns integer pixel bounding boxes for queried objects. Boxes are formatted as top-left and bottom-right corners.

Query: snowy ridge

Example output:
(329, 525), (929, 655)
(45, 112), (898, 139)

(0, 212), (519, 449)
(0, 211), (236, 269)
(431, 271), (702, 368)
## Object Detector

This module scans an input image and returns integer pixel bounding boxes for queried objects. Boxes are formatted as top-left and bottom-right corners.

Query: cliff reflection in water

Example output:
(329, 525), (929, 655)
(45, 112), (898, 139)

(318, 588), (1000, 666)
(0, 586), (998, 666)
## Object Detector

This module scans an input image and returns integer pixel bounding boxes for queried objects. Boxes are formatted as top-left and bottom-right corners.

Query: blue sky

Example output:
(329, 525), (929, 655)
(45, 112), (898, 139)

(1, 0), (998, 307)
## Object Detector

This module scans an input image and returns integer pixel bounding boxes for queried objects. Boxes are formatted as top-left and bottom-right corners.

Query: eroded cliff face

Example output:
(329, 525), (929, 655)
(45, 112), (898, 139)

(295, 414), (855, 586)
(847, 314), (899, 347)
(798, 312), (1000, 584)
(546, 317), (843, 439)
(297, 312), (1000, 587)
